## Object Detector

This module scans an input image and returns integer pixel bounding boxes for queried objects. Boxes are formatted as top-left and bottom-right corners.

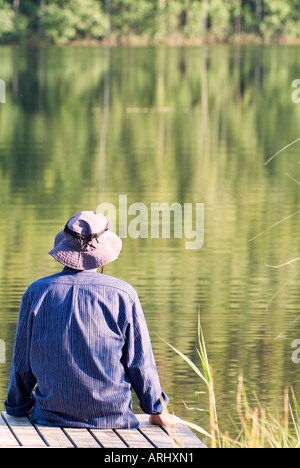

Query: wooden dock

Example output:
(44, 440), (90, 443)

(0, 411), (206, 448)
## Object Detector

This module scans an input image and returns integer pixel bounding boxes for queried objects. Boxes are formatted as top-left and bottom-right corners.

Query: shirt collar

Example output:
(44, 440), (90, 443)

(62, 266), (98, 274)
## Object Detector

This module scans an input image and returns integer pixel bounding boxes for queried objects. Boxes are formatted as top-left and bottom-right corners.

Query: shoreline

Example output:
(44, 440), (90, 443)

(2, 35), (300, 48)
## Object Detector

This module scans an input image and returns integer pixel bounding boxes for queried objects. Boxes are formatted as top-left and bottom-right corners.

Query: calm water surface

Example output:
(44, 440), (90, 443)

(1, 44), (300, 438)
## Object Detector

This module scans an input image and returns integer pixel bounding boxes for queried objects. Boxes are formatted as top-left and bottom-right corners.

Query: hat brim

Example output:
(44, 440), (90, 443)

(48, 230), (122, 270)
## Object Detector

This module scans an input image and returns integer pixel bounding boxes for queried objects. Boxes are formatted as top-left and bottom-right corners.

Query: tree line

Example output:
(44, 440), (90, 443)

(0, 0), (300, 44)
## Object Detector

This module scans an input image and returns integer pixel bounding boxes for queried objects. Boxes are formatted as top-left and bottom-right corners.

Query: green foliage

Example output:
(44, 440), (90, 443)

(40, 0), (108, 44)
(1, 0), (300, 45)
(260, 0), (292, 39)
(0, 0), (28, 41)
(108, 0), (155, 38)
(0, 1), (15, 39)
(209, 0), (232, 39)
(186, 2), (205, 37)
(39, 4), (77, 43)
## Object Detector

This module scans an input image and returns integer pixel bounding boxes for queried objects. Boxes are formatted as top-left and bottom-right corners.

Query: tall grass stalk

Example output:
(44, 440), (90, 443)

(160, 312), (220, 447)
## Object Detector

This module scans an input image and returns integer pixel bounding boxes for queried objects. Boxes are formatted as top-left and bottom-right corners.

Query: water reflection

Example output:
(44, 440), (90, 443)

(1, 45), (300, 436)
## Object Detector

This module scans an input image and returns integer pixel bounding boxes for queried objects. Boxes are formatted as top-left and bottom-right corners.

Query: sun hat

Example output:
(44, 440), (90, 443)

(49, 211), (122, 270)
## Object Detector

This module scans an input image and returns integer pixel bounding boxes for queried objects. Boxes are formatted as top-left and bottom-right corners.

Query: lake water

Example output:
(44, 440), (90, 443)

(1, 44), (300, 438)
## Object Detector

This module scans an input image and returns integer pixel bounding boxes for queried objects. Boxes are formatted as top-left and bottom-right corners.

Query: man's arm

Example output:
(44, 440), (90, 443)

(123, 291), (169, 416)
(4, 291), (36, 417)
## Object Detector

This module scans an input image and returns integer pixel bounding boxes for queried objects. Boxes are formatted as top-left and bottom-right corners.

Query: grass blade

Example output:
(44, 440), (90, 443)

(158, 335), (209, 387)
(265, 268), (300, 311)
(249, 210), (300, 243)
(265, 257), (300, 269)
(180, 419), (213, 440)
(265, 137), (300, 166)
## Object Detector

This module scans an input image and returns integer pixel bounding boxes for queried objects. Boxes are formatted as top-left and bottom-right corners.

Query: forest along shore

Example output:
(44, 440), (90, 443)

(0, 0), (300, 46)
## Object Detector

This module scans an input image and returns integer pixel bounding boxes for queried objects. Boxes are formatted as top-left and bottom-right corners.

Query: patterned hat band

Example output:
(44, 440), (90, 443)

(64, 219), (110, 247)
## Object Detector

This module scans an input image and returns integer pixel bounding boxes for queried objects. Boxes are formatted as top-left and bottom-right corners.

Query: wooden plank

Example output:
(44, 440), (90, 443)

(90, 429), (128, 448)
(114, 428), (154, 448)
(2, 412), (46, 448)
(0, 411), (206, 448)
(163, 425), (207, 449)
(0, 413), (20, 447)
(62, 428), (101, 448)
(34, 424), (75, 448)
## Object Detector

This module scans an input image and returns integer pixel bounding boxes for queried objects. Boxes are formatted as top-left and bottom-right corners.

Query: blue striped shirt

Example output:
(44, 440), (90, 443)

(4, 267), (168, 429)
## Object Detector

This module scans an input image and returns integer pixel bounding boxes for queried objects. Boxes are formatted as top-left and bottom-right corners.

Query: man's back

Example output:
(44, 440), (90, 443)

(5, 267), (167, 428)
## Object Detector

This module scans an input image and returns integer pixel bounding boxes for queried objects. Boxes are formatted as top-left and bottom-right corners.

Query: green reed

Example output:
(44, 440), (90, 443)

(162, 314), (300, 448)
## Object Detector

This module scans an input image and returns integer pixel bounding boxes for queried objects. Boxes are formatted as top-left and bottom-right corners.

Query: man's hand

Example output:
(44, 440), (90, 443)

(149, 412), (183, 426)
(26, 407), (34, 417)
